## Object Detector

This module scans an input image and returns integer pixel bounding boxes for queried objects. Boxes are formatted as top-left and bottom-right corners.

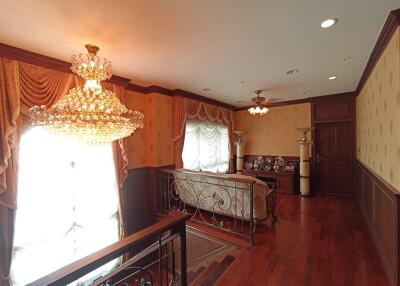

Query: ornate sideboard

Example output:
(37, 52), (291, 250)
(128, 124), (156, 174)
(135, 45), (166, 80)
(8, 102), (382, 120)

(243, 169), (297, 194)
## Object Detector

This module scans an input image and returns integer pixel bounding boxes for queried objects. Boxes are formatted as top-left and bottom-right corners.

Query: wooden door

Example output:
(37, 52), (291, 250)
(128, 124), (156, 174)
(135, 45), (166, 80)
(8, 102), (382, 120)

(315, 122), (353, 195)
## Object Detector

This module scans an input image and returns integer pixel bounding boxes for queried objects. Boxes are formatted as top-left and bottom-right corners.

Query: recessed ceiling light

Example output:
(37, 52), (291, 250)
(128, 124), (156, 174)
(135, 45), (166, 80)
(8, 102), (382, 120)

(328, 76), (337, 80)
(202, 88), (211, 92)
(343, 56), (351, 61)
(321, 18), (338, 29)
(303, 90), (311, 95)
(286, 69), (300, 75)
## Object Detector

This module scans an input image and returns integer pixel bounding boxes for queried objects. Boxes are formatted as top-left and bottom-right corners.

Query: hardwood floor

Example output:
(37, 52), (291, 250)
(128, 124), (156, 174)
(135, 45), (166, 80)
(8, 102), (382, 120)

(213, 194), (389, 286)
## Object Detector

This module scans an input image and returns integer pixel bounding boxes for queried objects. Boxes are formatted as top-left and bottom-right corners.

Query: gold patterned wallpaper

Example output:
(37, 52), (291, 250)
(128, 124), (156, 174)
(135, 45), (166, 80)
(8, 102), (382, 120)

(356, 27), (400, 191)
(234, 103), (311, 156)
(125, 91), (174, 169)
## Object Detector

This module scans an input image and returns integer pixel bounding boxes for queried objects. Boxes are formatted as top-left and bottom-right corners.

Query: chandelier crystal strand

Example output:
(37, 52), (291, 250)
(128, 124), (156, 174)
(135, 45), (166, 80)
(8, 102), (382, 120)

(29, 45), (144, 144)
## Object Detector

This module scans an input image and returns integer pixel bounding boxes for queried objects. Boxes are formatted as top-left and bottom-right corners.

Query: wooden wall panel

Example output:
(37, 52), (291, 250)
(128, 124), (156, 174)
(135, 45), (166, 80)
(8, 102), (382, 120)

(124, 165), (175, 235)
(356, 160), (400, 286)
(148, 164), (175, 214)
(125, 167), (150, 236)
(124, 165), (174, 256)
(313, 99), (353, 122)
(364, 173), (374, 224)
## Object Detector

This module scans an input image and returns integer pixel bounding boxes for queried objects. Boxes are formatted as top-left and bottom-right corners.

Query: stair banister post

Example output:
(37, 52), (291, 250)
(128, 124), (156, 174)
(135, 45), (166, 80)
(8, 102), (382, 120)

(179, 221), (187, 286)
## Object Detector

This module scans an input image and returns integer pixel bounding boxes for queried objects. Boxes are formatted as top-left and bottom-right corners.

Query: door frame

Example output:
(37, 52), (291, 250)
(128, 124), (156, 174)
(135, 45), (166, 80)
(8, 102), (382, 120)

(310, 96), (356, 196)
(313, 122), (355, 195)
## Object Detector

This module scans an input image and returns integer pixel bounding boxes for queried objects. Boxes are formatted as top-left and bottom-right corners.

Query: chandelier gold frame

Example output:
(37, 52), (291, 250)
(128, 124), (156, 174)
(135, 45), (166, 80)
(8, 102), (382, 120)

(29, 44), (144, 144)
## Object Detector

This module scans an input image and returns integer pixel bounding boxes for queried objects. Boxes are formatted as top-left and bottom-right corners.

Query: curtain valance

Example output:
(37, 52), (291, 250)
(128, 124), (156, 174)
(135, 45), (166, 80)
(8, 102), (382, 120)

(172, 96), (234, 171)
(186, 98), (233, 125)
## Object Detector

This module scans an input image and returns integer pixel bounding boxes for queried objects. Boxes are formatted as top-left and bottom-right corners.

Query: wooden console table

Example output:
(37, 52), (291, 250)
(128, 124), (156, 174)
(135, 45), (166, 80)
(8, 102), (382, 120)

(243, 169), (298, 194)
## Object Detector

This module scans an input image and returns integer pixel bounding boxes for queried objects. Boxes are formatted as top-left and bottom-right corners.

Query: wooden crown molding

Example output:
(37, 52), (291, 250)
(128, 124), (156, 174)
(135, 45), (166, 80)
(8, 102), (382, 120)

(127, 83), (172, 96)
(0, 43), (131, 86)
(356, 8), (400, 95)
(0, 42), (233, 109)
(1, 8), (397, 109)
(172, 89), (236, 109)
(234, 91), (356, 111)
(127, 84), (235, 109)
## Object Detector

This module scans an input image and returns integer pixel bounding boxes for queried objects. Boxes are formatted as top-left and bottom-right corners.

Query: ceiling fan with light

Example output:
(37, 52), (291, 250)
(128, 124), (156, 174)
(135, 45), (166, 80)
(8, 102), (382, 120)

(247, 90), (269, 116)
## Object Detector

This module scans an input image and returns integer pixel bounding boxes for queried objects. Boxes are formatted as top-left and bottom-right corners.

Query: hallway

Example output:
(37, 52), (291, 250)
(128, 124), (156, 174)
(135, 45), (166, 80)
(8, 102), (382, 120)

(215, 195), (389, 286)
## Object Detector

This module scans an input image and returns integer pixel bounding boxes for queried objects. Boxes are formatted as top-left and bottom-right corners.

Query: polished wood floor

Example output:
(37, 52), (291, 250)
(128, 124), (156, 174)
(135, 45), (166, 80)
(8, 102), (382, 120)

(214, 194), (389, 286)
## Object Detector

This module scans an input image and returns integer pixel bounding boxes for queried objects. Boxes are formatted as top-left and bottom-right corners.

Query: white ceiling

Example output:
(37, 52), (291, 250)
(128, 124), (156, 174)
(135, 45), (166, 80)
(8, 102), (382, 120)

(0, 0), (399, 106)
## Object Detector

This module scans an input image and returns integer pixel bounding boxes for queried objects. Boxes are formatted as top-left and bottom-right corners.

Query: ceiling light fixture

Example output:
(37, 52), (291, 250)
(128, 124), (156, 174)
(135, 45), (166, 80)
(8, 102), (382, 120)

(202, 88), (211, 92)
(321, 18), (338, 28)
(248, 90), (269, 116)
(286, 69), (300, 75)
(29, 44), (144, 144)
(328, 76), (337, 80)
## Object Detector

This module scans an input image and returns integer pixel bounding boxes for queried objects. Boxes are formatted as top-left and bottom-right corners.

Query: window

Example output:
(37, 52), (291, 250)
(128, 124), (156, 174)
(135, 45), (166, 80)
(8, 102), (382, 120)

(182, 119), (230, 173)
(11, 127), (120, 285)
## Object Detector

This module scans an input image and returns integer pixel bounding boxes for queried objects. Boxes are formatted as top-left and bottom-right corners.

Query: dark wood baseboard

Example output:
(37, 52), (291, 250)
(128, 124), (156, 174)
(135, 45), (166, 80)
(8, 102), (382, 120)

(356, 160), (400, 286)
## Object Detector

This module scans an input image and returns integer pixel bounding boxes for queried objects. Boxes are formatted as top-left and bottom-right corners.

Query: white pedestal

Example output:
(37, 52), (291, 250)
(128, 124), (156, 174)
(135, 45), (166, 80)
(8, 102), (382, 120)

(298, 141), (311, 197)
(235, 141), (245, 174)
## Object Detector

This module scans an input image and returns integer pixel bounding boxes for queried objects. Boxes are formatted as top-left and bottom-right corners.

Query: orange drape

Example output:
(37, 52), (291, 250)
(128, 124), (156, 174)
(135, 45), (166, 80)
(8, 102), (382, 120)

(172, 96), (235, 172)
(172, 96), (187, 169)
(105, 82), (129, 238)
(0, 59), (128, 285)
(0, 58), (21, 285)
(18, 62), (73, 113)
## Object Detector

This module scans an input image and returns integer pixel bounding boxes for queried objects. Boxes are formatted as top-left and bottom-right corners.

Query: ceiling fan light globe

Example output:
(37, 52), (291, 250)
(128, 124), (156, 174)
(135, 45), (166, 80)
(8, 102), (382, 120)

(262, 107), (269, 114)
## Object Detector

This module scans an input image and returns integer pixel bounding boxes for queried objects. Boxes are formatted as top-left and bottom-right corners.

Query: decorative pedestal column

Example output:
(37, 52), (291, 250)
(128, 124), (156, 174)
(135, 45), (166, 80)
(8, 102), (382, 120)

(298, 140), (311, 196)
(296, 127), (314, 197)
(233, 131), (245, 174)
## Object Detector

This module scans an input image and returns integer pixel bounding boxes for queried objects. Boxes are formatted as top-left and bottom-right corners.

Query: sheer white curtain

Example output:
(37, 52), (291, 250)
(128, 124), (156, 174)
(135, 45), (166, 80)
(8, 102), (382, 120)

(11, 127), (120, 286)
(182, 119), (229, 173)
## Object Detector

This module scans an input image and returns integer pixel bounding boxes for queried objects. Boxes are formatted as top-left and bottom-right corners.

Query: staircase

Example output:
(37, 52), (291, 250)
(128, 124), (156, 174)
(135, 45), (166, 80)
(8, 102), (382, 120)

(152, 213), (242, 285)
(187, 253), (238, 285)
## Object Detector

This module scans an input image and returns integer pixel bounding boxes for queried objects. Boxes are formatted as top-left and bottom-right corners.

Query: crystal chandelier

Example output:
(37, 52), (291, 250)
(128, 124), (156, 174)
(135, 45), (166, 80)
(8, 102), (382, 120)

(248, 90), (269, 116)
(29, 44), (144, 144)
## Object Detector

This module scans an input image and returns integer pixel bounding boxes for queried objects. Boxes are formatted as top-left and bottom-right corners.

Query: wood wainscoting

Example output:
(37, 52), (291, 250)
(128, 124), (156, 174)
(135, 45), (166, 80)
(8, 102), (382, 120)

(356, 160), (400, 286)
(124, 165), (174, 256)
(124, 165), (175, 236)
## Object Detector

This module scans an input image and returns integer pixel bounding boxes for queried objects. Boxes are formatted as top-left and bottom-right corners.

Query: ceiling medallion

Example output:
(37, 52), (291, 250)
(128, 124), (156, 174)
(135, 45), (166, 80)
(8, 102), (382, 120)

(29, 44), (144, 144)
(248, 90), (269, 116)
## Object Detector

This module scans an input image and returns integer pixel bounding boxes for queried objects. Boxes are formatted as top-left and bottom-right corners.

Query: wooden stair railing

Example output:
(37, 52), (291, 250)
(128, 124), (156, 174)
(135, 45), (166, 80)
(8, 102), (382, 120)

(27, 211), (191, 286)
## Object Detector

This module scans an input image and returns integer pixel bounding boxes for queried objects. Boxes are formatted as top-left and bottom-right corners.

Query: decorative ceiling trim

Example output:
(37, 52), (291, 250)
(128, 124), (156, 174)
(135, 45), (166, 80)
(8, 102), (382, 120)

(356, 8), (400, 95)
(1, 8), (398, 110)
(127, 84), (235, 109)
(234, 92), (356, 111)
(127, 83), (172, 96)
(0, 43), (131, 86)
(171, 89), (236, 109)
(0, 42), (233, 109)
